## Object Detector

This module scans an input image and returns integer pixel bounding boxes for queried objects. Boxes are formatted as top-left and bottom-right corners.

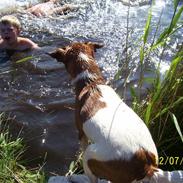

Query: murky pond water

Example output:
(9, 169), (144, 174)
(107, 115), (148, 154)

(0, 0), (182, 174)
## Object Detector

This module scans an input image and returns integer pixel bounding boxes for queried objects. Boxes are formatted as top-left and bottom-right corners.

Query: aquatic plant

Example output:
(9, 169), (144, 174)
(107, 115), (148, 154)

(134, 50), (183, 170)
(0, 113), (46, 183)
(15, 56), (33, 64)
(66, 152), (84, 176)
(125, 0), (183, 170)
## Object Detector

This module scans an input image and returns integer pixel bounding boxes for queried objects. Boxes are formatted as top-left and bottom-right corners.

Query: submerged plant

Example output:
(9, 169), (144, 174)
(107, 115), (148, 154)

(15, 56), (33, 64)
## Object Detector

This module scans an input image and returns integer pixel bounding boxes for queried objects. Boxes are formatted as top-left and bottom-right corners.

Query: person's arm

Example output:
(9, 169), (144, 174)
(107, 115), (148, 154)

(0, 36), (5, 49)
(27, 0), (59, 17)
(19, 37), (40, 51)
(26, 39), (40, 50)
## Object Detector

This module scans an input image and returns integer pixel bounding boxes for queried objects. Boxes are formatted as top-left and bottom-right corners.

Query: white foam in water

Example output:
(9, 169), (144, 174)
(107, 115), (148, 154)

(0, 0), (40, 13)
(16, 0), (41, 7)
(1, 0), (181, 78)
(0, 0), (17, 13)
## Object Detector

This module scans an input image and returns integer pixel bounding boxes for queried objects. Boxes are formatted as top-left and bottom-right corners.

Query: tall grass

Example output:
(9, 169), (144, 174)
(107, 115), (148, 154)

(0, 113), (46, 183)
(122, 0), (183, 170)
(135, 49), (183, 168)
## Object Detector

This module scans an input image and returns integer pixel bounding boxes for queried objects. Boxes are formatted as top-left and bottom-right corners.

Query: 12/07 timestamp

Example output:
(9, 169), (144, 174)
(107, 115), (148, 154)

(159, 156), (183, 166)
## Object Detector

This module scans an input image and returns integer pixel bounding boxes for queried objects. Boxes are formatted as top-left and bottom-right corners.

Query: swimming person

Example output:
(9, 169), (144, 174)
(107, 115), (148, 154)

(0, 15), (39, 56)
(27, 0), (77, 17)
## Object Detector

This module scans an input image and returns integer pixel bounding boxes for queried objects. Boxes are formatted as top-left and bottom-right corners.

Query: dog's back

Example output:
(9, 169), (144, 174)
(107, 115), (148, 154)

(83, 84), (157, 156)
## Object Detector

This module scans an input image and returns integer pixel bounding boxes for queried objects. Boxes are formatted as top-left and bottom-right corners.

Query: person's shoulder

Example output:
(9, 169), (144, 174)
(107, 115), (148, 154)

(18, 37), (35, 45)
(18, 37), (39, 50)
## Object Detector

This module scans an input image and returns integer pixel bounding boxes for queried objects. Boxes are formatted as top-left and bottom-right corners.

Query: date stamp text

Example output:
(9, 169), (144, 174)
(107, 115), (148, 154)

(159, 156), (183, 166)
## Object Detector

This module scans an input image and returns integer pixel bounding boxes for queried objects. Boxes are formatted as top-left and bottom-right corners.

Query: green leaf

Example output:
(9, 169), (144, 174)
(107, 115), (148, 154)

(143, 8), (152, 44)
(171, 5), (183, 29)
(114, 68), (123, 80)
(153, 5), (183, 49)
(140, 47), (144, 64)
(130, 86), (139, 100)
(171, 113), (183, 143)
(154, 97), (183, 120)
(144, 77), (155, 84)
(166, 56), (183, 80)
(174, 0), (180, 10)
(152, 71), (162, 102)
(172, 97), (183, 107)
(153, 28), (169, 48)
(145, 103), (152, 125)
(15, 56), (33, 64)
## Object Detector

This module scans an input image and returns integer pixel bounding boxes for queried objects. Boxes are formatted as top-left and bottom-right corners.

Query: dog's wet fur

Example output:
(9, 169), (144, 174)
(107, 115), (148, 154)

(49, 42), (158, 183)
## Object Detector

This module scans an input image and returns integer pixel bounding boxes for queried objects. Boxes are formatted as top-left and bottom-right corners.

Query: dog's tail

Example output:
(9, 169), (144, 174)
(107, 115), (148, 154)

(142, 169), (183, 183)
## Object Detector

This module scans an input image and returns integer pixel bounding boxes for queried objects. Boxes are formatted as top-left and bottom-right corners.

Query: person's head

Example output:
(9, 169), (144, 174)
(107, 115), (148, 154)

(0, 15), (21, 44)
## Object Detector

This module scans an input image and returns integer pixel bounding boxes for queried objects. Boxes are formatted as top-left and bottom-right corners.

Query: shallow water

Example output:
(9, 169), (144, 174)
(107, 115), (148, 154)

(0, 0), (182, 174)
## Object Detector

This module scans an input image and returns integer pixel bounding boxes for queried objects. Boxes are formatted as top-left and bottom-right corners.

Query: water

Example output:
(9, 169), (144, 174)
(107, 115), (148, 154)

(0, 0), (182, 174)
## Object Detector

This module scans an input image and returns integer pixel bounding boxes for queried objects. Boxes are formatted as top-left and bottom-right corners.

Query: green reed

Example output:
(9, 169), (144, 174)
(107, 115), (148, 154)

(120, 0), (183, 170)
(0, 114), (46, 183)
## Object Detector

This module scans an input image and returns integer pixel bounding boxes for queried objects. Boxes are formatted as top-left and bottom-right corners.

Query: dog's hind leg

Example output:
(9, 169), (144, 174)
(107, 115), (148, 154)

(83, 144), (99, 183)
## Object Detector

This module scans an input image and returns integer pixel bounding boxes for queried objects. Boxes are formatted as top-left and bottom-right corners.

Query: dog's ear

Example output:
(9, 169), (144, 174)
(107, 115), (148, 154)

(86, 42), (104, 52)
(48, 48), (66, 60)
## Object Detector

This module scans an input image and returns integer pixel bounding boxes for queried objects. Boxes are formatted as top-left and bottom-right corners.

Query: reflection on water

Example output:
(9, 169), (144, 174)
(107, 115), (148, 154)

(0, 0), (182, 174)
(0, 48), (77, 173)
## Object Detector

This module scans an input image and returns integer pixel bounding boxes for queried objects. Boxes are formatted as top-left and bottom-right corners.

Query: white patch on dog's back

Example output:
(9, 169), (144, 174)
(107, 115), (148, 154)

(71, 70), (98, 85)
(78, 52), (90, 62)
(83, 85), (158, 162)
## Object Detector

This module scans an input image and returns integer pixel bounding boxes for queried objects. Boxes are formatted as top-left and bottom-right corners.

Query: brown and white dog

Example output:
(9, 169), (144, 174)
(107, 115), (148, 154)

(49, 42), (183, 183)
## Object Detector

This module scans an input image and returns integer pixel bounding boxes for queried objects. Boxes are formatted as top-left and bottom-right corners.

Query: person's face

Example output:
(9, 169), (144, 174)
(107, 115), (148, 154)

(0, 23), (20, 44)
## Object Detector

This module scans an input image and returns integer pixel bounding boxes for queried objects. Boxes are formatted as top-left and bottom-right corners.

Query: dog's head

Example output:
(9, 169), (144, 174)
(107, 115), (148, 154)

(48, 42), (103, 78)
